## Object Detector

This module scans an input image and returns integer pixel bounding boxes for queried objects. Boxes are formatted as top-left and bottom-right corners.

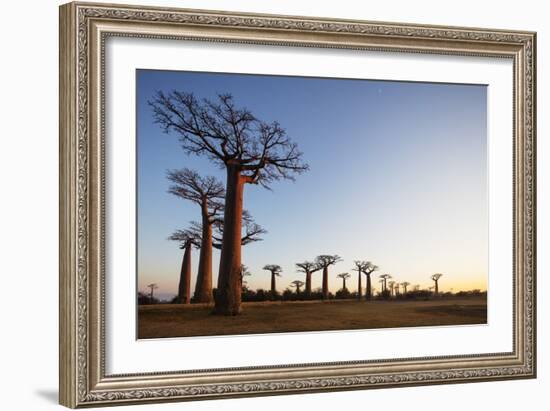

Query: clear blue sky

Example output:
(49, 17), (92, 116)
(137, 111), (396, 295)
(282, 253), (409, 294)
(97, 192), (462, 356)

(136, 69), (487, 300)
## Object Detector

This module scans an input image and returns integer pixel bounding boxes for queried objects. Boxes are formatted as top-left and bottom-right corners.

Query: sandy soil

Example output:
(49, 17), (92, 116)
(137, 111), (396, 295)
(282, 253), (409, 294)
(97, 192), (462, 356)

(138, 297), (487, 339)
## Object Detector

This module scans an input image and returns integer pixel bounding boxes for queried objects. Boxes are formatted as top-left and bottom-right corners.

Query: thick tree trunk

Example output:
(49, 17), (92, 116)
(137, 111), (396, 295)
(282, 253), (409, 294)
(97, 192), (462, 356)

(357, 271), (362, 300)
(342, 278), (347, 290)
(214, 165), (244, 315)
(366, 274), (372, 300)
(177, 243), (192, 304)
(434, 281), (439, 295)
(271, 273), (276, 297)
(305, 272), (312, 295)
(322, 266), (329, 299)
(194, 207), (213, 303)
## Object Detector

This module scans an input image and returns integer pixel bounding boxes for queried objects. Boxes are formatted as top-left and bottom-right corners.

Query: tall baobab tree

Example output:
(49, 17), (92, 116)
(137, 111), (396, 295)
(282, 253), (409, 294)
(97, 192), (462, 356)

(146, 283), (158, 301)
(169, 229), (200, 304)
(150, 92), (308, 315)
(401, 281), (410, 294)
(378, 279), (385, 296)
(379, 274), (392, 292)
(353, 261), (367, 300)
(296, 261), (322, 295)
(388, 280), (396, 297)
(263, 265), (283, 297)
(362, 262), (379, 300)
(167, 168), (224, 304)
(337, 273), (351, 291)
(315, 255), (342, 299)
(290, 280), (305, 294)
(394, 282), (400, 296)
(431, 273), (443, 295)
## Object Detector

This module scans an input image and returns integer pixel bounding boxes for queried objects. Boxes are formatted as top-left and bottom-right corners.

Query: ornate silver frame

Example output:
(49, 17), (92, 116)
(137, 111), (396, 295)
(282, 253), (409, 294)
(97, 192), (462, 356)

(59, 1), (536, 408)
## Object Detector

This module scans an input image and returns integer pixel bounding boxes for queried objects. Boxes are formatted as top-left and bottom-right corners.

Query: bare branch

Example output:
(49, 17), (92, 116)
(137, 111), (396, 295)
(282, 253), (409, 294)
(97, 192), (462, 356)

(263, 264), (283, 277)
(168, 228), (201, 249)
(166, 168), (225, 220)
(315, 254), (343, 268)
(296, 261), (322, 274)
(149, 91), (309, 189)
(212, 210), (266, 249)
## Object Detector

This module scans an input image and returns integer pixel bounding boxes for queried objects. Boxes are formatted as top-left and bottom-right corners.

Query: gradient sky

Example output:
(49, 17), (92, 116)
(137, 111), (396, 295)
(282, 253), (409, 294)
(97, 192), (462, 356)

(136, 69), (487, 301)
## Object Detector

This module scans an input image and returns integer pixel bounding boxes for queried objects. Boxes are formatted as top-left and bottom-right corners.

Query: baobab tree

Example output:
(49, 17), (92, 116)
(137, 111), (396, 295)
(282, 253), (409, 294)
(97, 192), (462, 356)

(388, 280), (396, 297)
(150, 92), (308, 315)
(290, 280), (305, 294)
(240, 264), (252, 289)
(401, 281), (410, 294)
(352, 261), (368, 300)
(337, 273), (351, 291)
(379, 274), (392, 292)
(315, 255), (342, 299)
(263, 265), (283, 297)
(378, 279), (385, 296)
(146, 283), (158, 301)
(296, 261), (322, 295)
(362, 262), (379, 300)
(431, 273), (443, 295)
(167, 168), (224, 304)
(168, 229), (200, 304)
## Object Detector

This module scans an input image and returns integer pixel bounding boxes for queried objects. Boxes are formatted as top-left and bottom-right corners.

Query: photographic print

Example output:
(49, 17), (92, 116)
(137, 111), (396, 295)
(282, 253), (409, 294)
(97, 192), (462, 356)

(60, 4), (536, 405)
(136, 70), (488, 339)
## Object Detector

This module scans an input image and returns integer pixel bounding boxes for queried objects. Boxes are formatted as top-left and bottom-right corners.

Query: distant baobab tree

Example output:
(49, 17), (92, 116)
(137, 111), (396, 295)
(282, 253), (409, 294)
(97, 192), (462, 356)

(431, 273), (443, 295)
(394, 282), (400, 296)
(388, 280), (396, 297)
(240, 264), (252, 288)
(296, 261), (322, 295)
(168, 229), (200, 304)
(401, 281), (410, 294)
(337, 273), (351, 291)
(167, 168), (224, 304)
(352, 261), (368, 300)
(290, 280), (305, 294)
(413, 284), (420, 291)
(362, 262), (379, 300)
(379, 274), (392, 292)
(263, 265), (283, 297)
(146, 283), (159, 301)
(150, 91), (308, 315)
(315, 255), (342, 299)
(378, 279), (385, 294)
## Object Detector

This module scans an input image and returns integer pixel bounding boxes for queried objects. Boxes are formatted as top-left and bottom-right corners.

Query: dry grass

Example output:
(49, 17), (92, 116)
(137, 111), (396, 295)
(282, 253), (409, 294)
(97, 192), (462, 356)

(138, 297), (487, 339)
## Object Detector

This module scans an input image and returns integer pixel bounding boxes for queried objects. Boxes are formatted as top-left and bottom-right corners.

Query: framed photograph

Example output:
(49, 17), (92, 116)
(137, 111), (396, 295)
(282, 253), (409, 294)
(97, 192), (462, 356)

(59, 1), (536, 408)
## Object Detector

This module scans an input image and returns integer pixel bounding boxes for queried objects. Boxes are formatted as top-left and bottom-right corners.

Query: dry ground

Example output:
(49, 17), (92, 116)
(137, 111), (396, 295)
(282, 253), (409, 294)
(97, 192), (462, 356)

(138, 297), (487, 339)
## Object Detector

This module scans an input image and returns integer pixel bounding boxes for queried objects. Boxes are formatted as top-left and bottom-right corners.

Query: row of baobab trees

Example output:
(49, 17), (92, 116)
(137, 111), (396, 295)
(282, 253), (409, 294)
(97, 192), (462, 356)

(160, 241), (445, 303)
(148, 90), (442, 314)
(148, 90), (309, 315)
(249, 264), (444, 301)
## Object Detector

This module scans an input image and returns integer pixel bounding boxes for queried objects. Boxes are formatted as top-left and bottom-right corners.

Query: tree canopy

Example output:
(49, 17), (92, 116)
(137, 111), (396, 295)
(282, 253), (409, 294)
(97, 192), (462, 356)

(150, 92), (309, 188)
